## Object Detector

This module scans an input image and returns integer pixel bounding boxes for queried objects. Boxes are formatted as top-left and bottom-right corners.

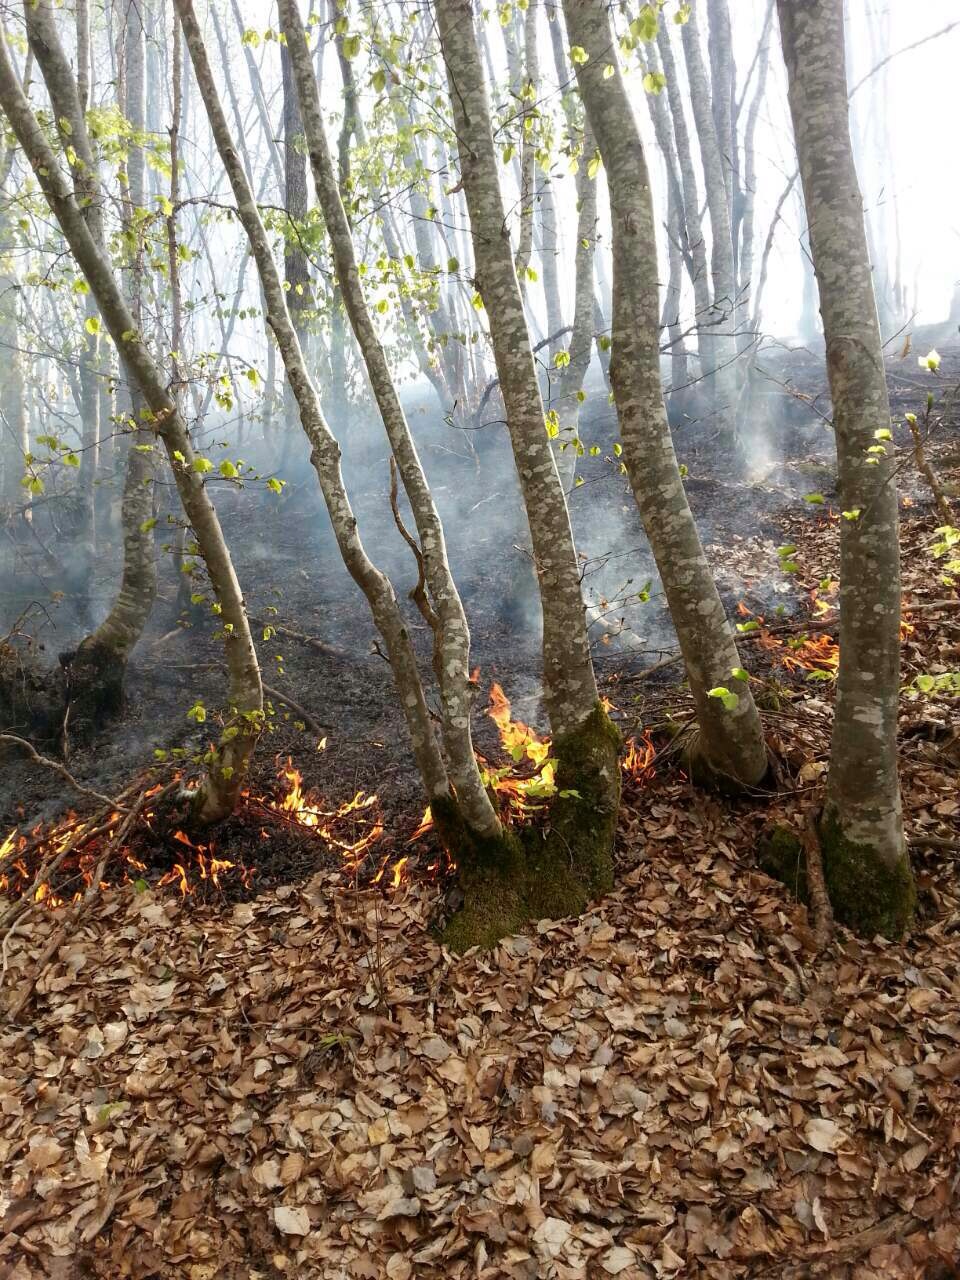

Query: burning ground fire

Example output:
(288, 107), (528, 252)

(736, 601), (840, 678)
(1, 686), (660, 912)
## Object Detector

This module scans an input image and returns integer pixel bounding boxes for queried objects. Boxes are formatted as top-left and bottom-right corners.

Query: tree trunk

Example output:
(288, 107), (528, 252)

(174, 0), (457, 826)
(551, 120), (598, 492)
(436, 0), (621, 948)
(25, 0), (158, 734)
(777, 0), (914, 937)
(277, 0), (501, 843)
(656, 19), (712, 379)
(681, 3), (741, 439)
(0, 18), (263, 821)
(563, 0), (768, 788)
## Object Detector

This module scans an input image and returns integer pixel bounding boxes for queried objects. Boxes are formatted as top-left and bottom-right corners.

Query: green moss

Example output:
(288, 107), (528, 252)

(547, 702), (621, 895)
(440, 705), (622, 952)
(819, 809), (916, 939)
(757, 823), (808, 902)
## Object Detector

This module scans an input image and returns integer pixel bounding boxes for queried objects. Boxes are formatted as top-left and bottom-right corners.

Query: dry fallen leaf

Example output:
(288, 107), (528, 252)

(273, 1205), (310, 1236)
(805, 1116), (844, 1153)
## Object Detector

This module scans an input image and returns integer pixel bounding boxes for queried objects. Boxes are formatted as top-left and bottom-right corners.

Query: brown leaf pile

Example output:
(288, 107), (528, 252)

(2, 812), (958, 1280)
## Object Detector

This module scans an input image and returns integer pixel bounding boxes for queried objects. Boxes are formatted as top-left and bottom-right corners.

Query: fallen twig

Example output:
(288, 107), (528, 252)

(262, 682), (330, 736)
(801, 809), (835, 951)
(249, 615), (352, 661)
(0, 733), (124, 809)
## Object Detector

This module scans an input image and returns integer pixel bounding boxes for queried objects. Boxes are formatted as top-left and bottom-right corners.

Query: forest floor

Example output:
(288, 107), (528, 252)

(1, 342), (960, 1278)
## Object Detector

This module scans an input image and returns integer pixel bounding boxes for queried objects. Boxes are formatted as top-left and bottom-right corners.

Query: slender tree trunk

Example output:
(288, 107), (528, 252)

(736, 1), (774, 355)
(24, 0), (158, 731)
(0, 18), (263, 820)
(563, 0), (767, 788)
(681, 4), (741, 437)
(174, 0), (455, 823)
(514, 0), (538, 300)
(551, 120), (598, 491)
(277, 0), (502, 842)
(436, 0), (621, 946)
(0, 266), (27, 522)
(777, 0), (914, 936)
(75, 0), (98, 580)
(657, 19), (712, 378)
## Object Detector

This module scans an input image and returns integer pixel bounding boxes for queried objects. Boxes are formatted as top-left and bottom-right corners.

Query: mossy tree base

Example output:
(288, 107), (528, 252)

(758, 824), (809, 903)
(758, 814), (916, 940)
(683, 729), (771, 795)
(440, 704), (621, 952)
(818, 808), (915, 939)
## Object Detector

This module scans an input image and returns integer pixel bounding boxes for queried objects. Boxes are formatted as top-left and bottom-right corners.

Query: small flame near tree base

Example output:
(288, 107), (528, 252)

(1, 686), (662, 913)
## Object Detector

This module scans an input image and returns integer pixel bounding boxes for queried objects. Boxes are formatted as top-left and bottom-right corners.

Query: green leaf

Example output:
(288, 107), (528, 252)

(630, 4), (659, 40)
(139, 517), (157, 533)
(803, 493), (825, 505)
(371, 68), (386, 93)
(342, 33), (361, 59)
(569, 45), (589, 64)
(642, 71), (667, 94)
(730, 667), (750, 683)
(84, 314), (101, 335)
(707, 686), (740, 712)
(187, 700), (207, 724)
(192, 456), (214, 473)
(842, 508), (861, 521)
(266, 477), (285, 494)
(219, 459), (239, 478)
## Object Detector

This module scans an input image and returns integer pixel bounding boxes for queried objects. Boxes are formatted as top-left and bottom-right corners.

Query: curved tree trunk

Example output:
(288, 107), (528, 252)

(174, 0), (457, 826)
(436, 0), (621, 948)
(0, 19), (263, 822)
(277, 0), (501, 843)
(563, 0), (768, 788)
(25, 0), (157, 736)
(777, 0), (914, 937)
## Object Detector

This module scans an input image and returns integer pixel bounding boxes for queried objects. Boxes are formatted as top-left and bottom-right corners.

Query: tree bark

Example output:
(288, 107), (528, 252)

(656, 19), (712, 379)
(173, 0), (455, 823)
(777, 0), (914, 937)
(436, 0), (621, 947)
(0, 17), (263, 822)
(24, 0), (158, 730)
(681, 3), (740, 435)
(563, 0), (768, 787)
(277, 0), (501, 841)
(550, 120), (598, 491)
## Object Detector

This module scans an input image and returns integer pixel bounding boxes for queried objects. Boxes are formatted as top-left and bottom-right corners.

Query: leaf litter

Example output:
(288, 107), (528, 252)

(1, 790), (957, 1279)
(1, 456), (960, 1280)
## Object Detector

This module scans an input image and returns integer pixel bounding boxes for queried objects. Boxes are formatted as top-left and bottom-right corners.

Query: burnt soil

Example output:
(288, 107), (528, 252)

(2, 337), (959, 900)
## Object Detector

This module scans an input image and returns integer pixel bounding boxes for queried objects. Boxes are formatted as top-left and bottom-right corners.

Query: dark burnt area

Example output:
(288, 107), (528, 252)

(2, 339), (958, 899)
